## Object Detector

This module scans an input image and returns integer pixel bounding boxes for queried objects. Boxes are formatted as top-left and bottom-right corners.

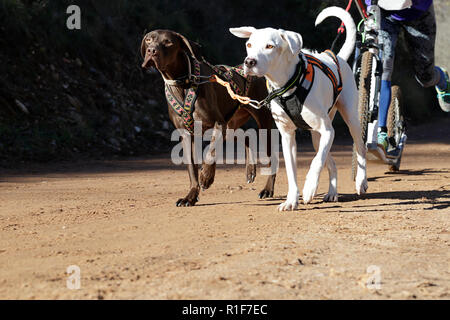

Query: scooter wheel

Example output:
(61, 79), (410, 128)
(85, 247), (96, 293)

(389, 158), (401, 172)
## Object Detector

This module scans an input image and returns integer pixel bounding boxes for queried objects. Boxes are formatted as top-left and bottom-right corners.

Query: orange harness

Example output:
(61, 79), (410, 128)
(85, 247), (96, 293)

(305, 50), (343, 103)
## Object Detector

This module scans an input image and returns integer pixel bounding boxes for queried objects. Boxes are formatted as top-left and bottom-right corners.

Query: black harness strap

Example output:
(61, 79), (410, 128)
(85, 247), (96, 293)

(262, 58), (306, 107)
(273, 57), (314, 130)
(266, 51), (343, 130)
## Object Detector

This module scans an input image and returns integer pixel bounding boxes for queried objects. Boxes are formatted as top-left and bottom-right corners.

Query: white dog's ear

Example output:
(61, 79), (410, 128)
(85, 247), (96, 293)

(229, 27), (256, 39)
(279, 30), (303, 55)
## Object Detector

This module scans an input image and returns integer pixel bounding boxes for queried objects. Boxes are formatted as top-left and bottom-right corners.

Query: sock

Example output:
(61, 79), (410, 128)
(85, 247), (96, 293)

(378, 80), (391, 128)
(436, 66), (447, 91)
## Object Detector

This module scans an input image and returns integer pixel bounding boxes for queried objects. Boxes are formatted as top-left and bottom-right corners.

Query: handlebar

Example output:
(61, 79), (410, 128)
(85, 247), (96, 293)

(339, 0), (381, 29)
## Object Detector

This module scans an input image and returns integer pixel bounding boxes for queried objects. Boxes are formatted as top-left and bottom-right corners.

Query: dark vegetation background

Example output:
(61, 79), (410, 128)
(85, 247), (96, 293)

(0, 0), (445, 164)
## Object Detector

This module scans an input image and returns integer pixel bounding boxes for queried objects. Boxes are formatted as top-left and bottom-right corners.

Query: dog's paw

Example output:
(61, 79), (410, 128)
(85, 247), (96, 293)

(176, 188), (200, 207)
(278, 199), (298, 212)
(199, 164), (216, 190)
(246, 164), (257, 183)
(302, 182), (318, 204)
(355, 176), (368, 195)
(258, 188), (273, 199)
(176, 196), (198, 207)
(278, 191), (299, 211)
(323, 192), (339, 202)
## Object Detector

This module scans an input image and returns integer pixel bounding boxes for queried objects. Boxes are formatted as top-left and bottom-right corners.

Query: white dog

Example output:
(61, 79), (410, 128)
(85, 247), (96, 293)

(230, 7), (368, 211)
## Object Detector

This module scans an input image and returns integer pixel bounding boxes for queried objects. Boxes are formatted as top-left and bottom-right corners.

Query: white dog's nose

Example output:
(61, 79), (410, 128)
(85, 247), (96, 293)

(244, 57), (257, 68)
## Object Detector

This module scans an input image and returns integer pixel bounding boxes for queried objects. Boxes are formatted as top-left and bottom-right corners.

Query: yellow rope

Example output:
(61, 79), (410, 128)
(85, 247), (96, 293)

(210, 75), (252, 105)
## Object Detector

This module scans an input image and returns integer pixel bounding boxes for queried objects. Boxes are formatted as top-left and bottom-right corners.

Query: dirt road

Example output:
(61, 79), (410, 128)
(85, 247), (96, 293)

(0, 119), (449, 300)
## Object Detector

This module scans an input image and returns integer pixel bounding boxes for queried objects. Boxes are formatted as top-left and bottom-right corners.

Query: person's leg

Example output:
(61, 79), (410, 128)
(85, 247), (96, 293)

(403, 5), (437, 87)
(403, 4), (449, 111)
(379, 80), (391, 131)
(377, 14), (400, 150)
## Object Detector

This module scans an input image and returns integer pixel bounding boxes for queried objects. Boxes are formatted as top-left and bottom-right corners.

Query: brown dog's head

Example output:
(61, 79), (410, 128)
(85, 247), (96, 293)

(140, 30), (202, 71)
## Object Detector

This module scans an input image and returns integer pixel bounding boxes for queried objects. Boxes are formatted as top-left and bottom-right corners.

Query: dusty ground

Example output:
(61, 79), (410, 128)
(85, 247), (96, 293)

(0, 119), (449, 300)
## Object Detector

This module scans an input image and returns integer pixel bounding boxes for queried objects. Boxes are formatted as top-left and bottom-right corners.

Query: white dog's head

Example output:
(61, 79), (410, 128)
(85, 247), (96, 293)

(229, 27), (303, 78)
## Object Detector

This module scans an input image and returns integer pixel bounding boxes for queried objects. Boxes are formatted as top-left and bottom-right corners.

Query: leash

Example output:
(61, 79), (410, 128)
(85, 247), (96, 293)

(210, 75), (260, 107)
(214, 51), (343, 112)
(164, 54), (258, 133)
(201, 59), (249, 96)
(213, 56), (306, 110)
(164, 51), (340, 132)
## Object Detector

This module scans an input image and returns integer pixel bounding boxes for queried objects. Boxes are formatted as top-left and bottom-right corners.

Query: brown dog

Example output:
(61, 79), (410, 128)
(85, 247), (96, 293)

(141, 29), (276, 206)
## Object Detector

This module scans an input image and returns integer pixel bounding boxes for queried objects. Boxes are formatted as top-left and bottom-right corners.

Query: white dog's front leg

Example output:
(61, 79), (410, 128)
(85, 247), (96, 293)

(303, 126), (335, 204)
(278, 129), (299, 211)
(311, 130), (338, 202)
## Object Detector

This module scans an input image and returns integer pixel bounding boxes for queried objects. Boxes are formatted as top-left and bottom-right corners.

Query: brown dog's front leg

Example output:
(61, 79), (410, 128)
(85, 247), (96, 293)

(199, 163), (216, 191)
(257, 111), (276, 199)
(176, 138), (200, 207)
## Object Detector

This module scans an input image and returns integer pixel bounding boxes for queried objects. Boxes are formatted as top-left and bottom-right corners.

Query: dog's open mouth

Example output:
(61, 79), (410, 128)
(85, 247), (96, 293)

(141, 55), (152, 69)
(142, 53), (157, 69)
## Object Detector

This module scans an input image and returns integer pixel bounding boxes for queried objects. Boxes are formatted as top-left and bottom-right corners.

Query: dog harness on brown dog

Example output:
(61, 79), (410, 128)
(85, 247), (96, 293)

(164, 56), (251, 134)
(164, 58), (201, 134)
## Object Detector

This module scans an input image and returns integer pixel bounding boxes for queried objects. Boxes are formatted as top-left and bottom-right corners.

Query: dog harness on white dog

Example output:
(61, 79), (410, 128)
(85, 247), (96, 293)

(266, 50), (342, 130)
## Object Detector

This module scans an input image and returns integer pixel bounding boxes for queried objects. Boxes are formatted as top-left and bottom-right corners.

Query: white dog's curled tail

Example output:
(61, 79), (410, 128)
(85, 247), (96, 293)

(315, 6), (356, 61)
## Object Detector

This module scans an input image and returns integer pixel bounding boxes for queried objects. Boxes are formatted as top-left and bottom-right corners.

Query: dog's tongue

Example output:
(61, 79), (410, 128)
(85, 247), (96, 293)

(142, 53), (152, 68)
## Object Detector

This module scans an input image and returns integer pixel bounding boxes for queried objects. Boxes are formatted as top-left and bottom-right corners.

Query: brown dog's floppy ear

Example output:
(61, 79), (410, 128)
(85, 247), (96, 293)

(175, 32), (202, 60)
(140, 34), (148, 59)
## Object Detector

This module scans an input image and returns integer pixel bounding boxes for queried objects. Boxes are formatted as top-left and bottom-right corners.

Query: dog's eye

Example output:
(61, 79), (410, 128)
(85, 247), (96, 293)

(163, 40), (173, 47)
(246, 43), (252, 49)
(265, 44), (274, 49)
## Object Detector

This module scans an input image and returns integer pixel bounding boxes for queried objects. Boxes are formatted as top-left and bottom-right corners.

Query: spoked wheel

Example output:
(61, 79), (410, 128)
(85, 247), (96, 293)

(387, 85), (405, 172)
(352, 51), (373, 181)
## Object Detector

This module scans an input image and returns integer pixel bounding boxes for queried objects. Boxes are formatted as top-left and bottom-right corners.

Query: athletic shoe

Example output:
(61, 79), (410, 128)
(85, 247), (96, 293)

(436, 68), (450, 112)
(378, 131), (400, 158)
(377, 131), (389, 152)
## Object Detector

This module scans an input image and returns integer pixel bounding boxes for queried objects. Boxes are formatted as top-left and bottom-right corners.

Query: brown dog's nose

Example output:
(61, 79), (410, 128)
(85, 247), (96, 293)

(142, 46), (158, 68)
(147, 47), (158, 56)
(245, 57), (257, 68)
